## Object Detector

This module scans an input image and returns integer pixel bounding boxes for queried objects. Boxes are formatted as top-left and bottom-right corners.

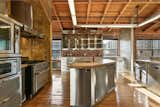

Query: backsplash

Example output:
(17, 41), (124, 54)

(62, 50), (103, 57)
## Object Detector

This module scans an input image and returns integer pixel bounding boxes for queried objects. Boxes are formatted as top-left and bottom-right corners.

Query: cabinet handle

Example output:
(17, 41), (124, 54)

(154, 66), (159, 70)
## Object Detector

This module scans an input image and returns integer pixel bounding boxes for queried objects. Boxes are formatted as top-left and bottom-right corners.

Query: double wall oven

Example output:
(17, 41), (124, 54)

(0, 58), (20, 79)
(0, 15), (22, 107)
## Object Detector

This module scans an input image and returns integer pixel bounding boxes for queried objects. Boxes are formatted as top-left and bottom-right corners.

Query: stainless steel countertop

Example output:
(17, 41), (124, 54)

(136, 59), (160, 64)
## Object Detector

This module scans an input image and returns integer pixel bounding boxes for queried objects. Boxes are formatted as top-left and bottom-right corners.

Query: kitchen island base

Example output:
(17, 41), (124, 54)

(70, 60), (116, 107)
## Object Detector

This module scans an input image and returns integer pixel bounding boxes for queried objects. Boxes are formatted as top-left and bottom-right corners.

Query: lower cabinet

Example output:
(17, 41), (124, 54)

(36, 69), (49, 92)
(0, 75), (21, 107)
(135, 62), (148, 84)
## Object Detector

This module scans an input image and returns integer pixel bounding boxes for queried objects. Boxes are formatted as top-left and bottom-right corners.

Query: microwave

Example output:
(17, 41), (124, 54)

(0, 58), (20, 79)
(0, 16), (21, 54)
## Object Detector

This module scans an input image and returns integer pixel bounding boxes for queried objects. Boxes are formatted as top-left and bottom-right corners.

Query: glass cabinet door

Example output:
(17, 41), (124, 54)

(0, 20), (13, 53)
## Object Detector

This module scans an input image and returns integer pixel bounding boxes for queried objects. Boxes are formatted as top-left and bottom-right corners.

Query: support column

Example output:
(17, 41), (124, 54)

(119, 28), (135, 73)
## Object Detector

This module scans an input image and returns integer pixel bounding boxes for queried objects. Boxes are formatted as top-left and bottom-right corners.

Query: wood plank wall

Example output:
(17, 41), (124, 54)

(20, 0), (51, 62)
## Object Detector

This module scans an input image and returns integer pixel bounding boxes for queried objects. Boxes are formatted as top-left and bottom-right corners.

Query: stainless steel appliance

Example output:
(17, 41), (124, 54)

(0, 15), (21, 54)
(0, 74), (21, 107)
(0, 14), (22, 107)
(34, 62), (49, 93)
(0, 58), (20, 79)
(23, 61), (49, 99)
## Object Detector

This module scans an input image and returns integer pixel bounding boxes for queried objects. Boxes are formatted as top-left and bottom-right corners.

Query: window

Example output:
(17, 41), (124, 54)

(136, 40), (160, 59)
(52, 40), (61, 60)
(103, 40), (118, 57)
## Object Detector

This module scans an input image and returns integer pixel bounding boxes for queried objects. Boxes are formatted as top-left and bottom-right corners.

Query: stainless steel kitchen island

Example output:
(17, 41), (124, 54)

(70, 59), (116, 107)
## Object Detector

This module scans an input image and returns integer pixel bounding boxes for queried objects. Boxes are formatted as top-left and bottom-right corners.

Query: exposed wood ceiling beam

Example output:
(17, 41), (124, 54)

(154, 26), (160, 32)
(143, 21), (160, 32)
(112, 0), (132, 24)
(100, 0), (112, 24)
(108, 0), (132, 31)
(52, 4), (63, 31)
(138, 0), (152, 15)
(136, 31), (160, 35)
(86, 0), (92, 24)
(52, 16), (146, 19)
(52, 1), (160, 5)
(96, 0), (112, 34)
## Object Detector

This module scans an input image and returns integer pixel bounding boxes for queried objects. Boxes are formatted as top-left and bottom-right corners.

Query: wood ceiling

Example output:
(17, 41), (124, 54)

(52, 0), (160, 38)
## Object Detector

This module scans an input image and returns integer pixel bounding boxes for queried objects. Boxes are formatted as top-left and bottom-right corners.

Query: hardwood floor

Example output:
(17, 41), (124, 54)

(23, 71), (160, 107)
(23, 71), (70, 107)
(95, 76), (160, 107)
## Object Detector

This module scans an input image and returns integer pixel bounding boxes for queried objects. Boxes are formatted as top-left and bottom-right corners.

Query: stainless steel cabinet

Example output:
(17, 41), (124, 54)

(134, 62), (148, 84)
(0, 75), (21, 107)
(148, 64), (160, 84)
(36, 69), (49, 92)
(95, 64), (115, 102)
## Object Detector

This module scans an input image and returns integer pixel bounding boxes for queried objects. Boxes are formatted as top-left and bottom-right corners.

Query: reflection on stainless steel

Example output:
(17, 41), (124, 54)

(70, 60), (116, 107)
(0, 15), (21, 55)
(135, 60), (160, 97)
(0, 58), (20, 79)
(23, 61), (49, 99)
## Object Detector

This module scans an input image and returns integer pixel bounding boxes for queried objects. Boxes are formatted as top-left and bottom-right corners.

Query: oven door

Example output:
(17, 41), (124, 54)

(0, 59), (17, 79)
(0, 18), (14, 53)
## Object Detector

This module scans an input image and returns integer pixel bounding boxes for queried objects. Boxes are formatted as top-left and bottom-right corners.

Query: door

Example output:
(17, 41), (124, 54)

(0, 18), (14, 53)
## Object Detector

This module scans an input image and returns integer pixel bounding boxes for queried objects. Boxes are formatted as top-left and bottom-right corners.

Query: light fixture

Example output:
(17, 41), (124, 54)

(67, 0), (160, 28)
(107, 24), (137, 28)
(77, 24), (107, 28)
(77, 24), (137, 28)
(68, 0), (77, 25)
(138, 13), (160, 27)
(0, 26), (11, 29)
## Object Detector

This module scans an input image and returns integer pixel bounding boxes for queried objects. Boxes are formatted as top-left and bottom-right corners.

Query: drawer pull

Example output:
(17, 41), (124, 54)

(154, 66), (159, 70)
(0, 97), (10, 104)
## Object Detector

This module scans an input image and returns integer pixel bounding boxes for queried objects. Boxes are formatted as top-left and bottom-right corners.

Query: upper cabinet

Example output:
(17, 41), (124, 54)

(10, 1), (33, 28)
(0, 0), (33, 28)
(62, 34), (103, 50)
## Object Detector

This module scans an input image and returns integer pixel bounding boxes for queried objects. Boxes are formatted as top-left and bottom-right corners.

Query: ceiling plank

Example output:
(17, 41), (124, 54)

(112, 0), (132, 24)
(52, 4), (63, 31)
(86, 0), (92, 24)
(52, 1), (160, 5)
(96, 0), (112, 34)
(154, 26), (160, 32)
(143, 21), (160, 32)
(100, 0), (112, 24)
(108, 0), (132, 31)
(138, 0), (152, 15)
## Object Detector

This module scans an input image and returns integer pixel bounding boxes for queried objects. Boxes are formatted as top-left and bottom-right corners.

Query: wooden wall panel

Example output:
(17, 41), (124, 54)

(20, 0), (52, 62)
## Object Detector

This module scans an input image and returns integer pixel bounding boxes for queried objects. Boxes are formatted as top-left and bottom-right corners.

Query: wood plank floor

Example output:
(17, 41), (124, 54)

(23, 71), (160, 107)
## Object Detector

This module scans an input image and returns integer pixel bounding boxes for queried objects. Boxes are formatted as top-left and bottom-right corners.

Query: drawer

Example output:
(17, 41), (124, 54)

(36, 70), (49, 92)
(0, 92), (21, 107)
(150, 64), (160, 71)
(0, 75), (20, 100)
(149, 64), (160, 83)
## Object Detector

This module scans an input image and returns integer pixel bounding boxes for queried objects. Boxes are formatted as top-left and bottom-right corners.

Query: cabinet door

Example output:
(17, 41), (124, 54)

(0, 92), (21, 107)
(0, 75), (20, 100)
(0, 75), (20, 107)
(36, 69), (49, 92)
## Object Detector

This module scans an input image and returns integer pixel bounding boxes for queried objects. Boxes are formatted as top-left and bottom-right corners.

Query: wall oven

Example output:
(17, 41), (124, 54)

(0, 58), (19, 79)
(0, 17), (20, 54)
